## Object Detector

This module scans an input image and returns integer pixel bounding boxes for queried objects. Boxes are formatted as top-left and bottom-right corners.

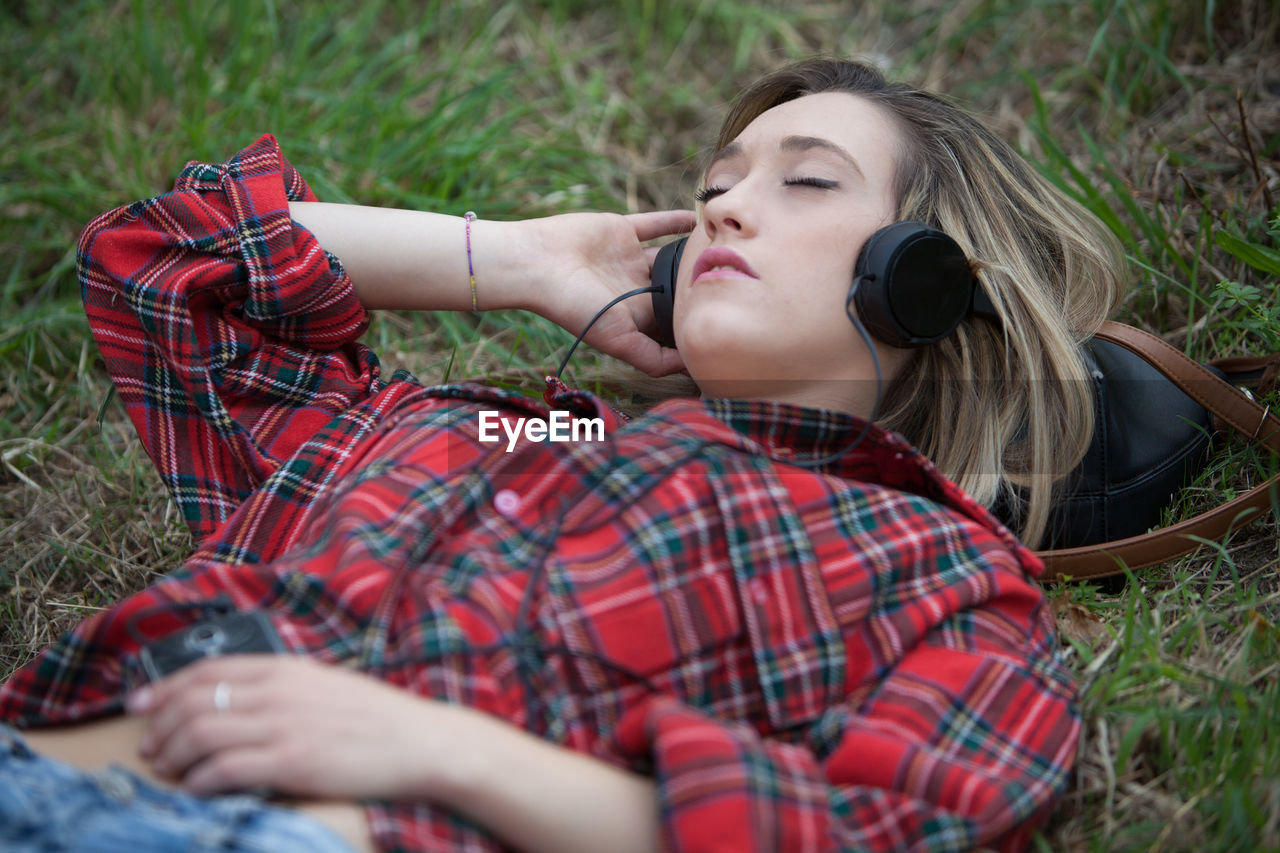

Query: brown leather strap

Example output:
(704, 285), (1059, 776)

(1037, 321), (1280, 580)
(1206, 353), (1279, 433)
(1208, 353), (1279, 393)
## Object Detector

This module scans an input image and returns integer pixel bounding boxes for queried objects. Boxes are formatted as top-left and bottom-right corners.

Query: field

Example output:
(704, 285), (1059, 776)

(2, 1), (1278, 849)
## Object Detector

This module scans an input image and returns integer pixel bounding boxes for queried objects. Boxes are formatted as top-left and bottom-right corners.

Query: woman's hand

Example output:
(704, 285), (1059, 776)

(127, 653), (661, 853)
(126, 655), (464, 800)
(514, 210), (695, 377)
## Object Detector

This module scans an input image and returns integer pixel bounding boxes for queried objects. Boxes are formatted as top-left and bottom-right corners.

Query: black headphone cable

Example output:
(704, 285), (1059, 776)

(553, 285), (660, 383)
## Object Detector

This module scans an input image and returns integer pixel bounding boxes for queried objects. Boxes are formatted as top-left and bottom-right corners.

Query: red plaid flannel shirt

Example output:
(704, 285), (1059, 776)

(0, 135), (1079, 852)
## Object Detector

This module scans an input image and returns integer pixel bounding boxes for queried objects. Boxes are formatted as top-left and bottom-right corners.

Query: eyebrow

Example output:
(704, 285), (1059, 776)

(708, 135), (864, 179)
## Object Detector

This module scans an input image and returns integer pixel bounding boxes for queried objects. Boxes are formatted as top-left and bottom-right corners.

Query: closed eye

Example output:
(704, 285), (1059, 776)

(694, 176), (837, 204)
(784, 177), (838, 190)
(693, 185), (728, 204)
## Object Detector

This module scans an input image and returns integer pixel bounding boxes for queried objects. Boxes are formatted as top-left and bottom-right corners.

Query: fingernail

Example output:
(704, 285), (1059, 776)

(126, 687), (154, 713)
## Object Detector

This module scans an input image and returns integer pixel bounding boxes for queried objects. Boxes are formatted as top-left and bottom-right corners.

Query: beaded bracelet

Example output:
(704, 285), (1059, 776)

(464, 211), (478, 312)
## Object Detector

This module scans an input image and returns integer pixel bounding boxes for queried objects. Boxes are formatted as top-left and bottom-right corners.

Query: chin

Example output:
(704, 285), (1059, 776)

(674, 302), (767, 361)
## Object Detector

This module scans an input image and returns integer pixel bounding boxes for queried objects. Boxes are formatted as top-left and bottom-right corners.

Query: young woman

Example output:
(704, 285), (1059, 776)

(0, 59), (1122, 852)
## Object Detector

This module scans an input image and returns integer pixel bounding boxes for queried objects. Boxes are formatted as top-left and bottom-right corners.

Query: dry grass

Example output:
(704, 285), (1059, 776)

(0, 330), (188, 666)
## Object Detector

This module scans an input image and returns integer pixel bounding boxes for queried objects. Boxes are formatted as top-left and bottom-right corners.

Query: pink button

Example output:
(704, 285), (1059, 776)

(493, 489), (521, 517)
(749, 578), (769, 604)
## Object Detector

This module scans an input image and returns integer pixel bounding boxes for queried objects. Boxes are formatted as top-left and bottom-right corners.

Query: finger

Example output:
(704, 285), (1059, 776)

(608, 332), (686, 377)
(132, 654), (290, 714)
(140, 683), (221, 760)
(627, 210), (696, 243)
(637, 348), (686, 377)
(141, 673), (269, 761)
(651, 345), (687, 377)
(182, 744), (282, 797)
(150, 708), (271, 781)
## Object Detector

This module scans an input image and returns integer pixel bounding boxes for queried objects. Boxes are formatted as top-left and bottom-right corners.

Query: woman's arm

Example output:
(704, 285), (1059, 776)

(130, 656), (657, 853)
(288, 200), (693, 375)
(287, 202), (532, 313)
(418, 703), (660, 853)
(80, 136), (689, 545)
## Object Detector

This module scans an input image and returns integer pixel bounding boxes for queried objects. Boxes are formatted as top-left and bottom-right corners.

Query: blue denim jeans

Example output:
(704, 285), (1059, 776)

(0, 724), (357, 852)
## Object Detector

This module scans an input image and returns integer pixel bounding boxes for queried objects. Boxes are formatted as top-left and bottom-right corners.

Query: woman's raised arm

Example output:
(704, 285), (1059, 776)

(288, 201), (694, 376)
(286, 202), (521, 313)
(80, 135), (690, 547)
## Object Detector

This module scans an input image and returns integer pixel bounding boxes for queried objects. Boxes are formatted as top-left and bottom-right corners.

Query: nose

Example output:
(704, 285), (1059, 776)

(701, 184), (755, 240)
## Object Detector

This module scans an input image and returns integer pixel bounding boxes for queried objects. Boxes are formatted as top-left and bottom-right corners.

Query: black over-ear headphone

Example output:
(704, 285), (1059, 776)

(649, 221), (997, 348)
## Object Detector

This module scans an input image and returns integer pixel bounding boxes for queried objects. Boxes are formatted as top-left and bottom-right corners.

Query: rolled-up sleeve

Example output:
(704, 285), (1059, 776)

(78, 134), (401, 545)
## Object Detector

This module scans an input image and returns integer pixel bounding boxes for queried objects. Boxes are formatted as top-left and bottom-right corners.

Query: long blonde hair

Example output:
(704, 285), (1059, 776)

(707, 58), (1125, 548)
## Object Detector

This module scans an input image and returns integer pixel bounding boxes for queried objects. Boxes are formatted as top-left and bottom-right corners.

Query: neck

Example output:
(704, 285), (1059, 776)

(696, 377), (880, 420)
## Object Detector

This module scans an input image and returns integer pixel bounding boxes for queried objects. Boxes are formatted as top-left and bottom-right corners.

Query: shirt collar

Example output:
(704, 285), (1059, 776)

(699, 397), (876, 464)
(648, 396), (913, 478)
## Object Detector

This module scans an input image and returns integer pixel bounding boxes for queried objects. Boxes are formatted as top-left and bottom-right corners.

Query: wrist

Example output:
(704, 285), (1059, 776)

(467, 218), (549, 314)
(414, 703), (660, 853)
(401, 701), (503, 803)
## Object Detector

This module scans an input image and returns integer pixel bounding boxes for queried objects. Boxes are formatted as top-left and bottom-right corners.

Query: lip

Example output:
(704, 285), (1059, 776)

(690, 246), (759, 284)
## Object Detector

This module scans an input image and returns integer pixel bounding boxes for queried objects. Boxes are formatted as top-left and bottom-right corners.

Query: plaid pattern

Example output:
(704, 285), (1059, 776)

(0, 135), (1079, 852)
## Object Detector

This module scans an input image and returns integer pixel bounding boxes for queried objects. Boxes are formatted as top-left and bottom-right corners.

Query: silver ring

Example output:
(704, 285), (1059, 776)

(212, 680), (231, 713)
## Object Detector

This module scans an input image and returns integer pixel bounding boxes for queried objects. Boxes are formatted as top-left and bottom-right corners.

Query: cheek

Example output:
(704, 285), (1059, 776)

(791, 226), (863, 289)
(795, 256), (858, 314)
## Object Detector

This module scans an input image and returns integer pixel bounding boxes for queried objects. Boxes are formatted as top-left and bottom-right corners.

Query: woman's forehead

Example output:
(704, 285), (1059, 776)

(716, 92), (899, 174)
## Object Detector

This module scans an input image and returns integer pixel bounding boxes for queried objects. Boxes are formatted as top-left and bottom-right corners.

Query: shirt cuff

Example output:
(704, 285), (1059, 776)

(172, 132), (369, 351)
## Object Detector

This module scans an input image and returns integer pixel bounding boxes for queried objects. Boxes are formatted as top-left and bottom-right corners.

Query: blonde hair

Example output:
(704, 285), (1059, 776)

(705, 58), (1126, 548)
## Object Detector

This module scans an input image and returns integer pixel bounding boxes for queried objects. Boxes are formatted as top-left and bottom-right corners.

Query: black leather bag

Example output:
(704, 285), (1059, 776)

(1014, 322), (1280, 580)
(1041, 337), (1219, 549)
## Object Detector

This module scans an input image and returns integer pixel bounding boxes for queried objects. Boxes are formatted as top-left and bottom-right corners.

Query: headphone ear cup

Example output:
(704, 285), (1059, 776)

(850, 221), (976, 348)
(851, 226), (898, 345)
(650, 237), (686, 347)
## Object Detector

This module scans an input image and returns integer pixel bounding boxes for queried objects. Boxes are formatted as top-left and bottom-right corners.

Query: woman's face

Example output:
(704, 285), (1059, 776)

(674, 91), (912, 417)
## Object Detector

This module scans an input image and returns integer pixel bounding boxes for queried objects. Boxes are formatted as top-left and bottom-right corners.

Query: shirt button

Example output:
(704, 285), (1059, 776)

(494, 489), (521, 517)
(749, 578), (769, 604)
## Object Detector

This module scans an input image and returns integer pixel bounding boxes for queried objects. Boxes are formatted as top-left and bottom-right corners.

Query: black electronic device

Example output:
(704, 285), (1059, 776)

(138, 609), (286, 681)
(850, 221), (996, 347)
(650, 236), (685, 347)
(648, 221), (995, 348)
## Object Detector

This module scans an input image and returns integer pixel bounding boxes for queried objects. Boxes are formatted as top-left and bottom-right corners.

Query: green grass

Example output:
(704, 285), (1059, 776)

(3, 0), (1279, 849)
